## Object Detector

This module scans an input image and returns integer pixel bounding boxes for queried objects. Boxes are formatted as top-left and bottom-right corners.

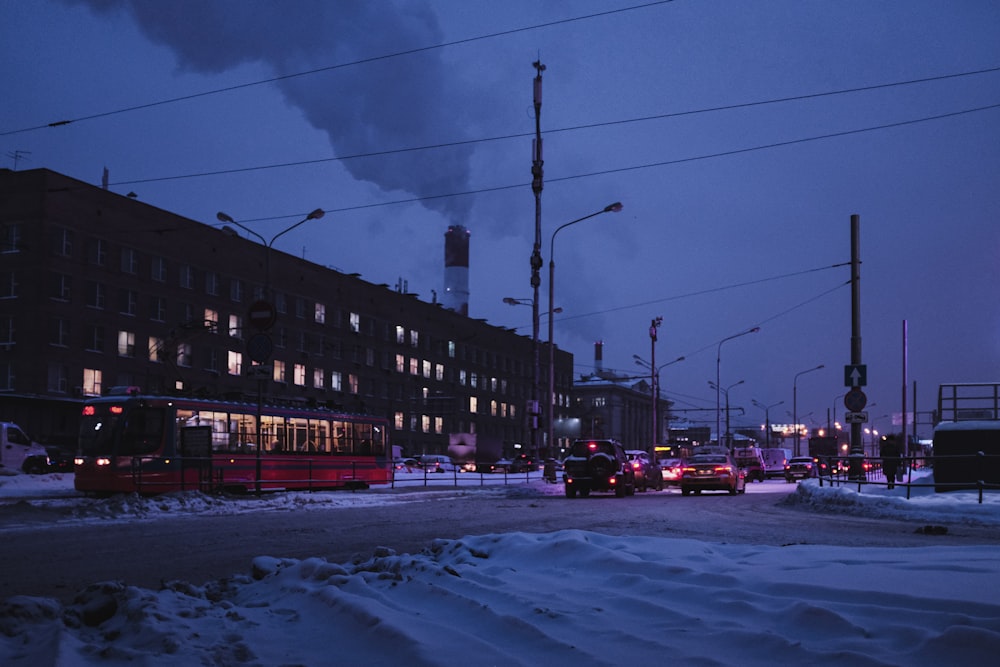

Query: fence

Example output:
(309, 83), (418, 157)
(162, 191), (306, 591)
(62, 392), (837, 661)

(815, 453), (1000, 503)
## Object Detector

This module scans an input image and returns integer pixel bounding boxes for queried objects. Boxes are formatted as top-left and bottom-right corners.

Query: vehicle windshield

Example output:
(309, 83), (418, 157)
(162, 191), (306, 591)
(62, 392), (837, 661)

(78, 404), (165, 456)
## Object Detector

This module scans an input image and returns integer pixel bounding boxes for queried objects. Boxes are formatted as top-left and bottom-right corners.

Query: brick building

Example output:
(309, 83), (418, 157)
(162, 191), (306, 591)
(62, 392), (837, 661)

(0, 168), (573, 456)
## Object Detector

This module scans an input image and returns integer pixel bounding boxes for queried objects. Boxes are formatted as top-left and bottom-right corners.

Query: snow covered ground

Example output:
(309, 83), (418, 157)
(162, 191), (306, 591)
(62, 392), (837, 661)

(1, 470), (998, 666)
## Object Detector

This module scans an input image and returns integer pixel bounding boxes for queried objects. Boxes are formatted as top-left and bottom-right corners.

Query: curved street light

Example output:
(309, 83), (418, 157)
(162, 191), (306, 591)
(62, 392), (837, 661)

(793, 364), (825, 456)
(215, 208), (326, 494)
(752, 399), (784, 448)
(547, 202), (622, 458)
(715, 326), (760, 450)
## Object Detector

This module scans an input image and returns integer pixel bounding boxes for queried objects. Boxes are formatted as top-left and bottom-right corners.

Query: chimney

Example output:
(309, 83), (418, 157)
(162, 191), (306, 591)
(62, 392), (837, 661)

(594, 340), (603, 371)
(443, 225), (470, 315)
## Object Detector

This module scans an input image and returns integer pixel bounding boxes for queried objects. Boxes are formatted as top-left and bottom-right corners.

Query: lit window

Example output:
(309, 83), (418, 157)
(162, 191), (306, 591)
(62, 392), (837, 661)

(227, 350), (242, 376)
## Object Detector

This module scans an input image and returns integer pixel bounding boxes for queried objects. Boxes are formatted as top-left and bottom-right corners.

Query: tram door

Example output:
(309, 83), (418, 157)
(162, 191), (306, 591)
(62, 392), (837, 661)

(179, 425), (214, 491)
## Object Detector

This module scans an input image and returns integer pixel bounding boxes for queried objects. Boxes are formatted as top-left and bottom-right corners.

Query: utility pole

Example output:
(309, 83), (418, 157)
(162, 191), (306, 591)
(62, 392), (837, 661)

(848, 214), (865, 478)
(529, 60), (545, 459)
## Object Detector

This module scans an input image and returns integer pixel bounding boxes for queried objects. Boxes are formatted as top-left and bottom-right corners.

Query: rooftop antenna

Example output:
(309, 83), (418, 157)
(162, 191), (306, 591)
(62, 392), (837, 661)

(5, 150), (30, 170)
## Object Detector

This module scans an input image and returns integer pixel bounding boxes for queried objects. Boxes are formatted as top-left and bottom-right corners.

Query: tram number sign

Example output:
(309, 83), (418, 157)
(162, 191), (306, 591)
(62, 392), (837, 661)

(844, 388), (867, 412)
(248, 300), (277, 330)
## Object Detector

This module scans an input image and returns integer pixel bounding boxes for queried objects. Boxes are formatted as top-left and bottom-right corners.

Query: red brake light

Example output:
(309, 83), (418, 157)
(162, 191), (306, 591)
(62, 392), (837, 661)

(588, 442), (598, 451)
(82, 405), (95, 416)
(109, 405), (124, 415)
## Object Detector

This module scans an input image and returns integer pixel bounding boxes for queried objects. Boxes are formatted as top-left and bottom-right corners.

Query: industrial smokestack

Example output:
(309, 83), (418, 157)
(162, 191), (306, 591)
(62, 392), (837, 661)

(595, 340), (604, 371)
(443, 225), (470, 315)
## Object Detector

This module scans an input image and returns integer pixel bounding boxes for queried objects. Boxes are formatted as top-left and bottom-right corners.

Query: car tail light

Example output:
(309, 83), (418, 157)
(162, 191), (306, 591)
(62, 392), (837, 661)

(632, 461), (641, 469)
(714, 466), (733, 475)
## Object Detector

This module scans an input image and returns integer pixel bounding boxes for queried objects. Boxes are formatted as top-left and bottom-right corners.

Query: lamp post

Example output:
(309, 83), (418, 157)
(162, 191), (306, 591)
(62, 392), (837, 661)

(715, 326), (760, 450)
(547, 202), (622, 458)
(752, 399), (784, 448)
(634, 352), (684, 453)
(216, 208), (325, 494)
(792, 364), (824, 457)
(709, 379), (743, 451)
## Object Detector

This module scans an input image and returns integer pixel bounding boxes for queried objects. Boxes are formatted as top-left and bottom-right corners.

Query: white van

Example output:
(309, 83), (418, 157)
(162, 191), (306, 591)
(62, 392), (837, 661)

(0, 422), (49, 474)
(761, 448), (793, 478)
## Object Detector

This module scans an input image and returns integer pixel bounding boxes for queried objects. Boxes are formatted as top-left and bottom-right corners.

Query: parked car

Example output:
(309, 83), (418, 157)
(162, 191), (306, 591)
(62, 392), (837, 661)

(626, 450), (663, 492)
(784, 456), (817, 482)
(393, 457), (419, 472)
(659, 457), (684, 487)
(22, 444), (75, 474)
(680, 453), (746, 496)
(418, 454), (456, 473)
(563, 439), (636, 498)
(509, 454), (537, 473)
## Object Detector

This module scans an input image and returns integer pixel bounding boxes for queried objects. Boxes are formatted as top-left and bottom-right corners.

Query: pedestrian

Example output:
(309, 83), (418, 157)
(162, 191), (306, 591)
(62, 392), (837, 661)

(881, 434), (902, 489)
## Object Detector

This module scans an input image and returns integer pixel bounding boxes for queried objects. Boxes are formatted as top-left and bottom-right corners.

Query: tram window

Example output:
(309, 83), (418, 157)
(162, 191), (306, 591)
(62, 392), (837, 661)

(121, 407), (166, 455)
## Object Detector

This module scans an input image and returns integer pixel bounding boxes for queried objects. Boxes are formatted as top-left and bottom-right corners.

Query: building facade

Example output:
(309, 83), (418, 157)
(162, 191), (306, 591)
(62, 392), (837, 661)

(0, 168), (573, 456)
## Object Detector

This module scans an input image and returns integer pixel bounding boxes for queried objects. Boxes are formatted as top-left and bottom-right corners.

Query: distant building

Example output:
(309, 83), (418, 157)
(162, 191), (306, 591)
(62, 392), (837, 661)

(0, 168), (573, 455)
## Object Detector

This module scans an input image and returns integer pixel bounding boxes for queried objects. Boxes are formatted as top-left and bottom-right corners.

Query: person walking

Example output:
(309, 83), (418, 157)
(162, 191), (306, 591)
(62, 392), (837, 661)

(881, 434), (902, 490)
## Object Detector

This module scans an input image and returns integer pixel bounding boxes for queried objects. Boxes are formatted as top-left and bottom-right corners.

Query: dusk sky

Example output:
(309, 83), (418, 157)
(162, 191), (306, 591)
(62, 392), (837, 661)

(3, 1), (998, 441)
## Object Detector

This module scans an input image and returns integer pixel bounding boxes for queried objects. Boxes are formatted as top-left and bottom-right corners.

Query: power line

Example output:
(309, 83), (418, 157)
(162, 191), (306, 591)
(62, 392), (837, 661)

(0, 1), (675, 137)
(97, 67), (1000, 189)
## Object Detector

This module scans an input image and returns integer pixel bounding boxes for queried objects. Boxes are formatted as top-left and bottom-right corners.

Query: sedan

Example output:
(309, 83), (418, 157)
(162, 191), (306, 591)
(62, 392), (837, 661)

(680, 454), (746, 496)
(784, 456), (818, 481)
(659, 458), (684, 487)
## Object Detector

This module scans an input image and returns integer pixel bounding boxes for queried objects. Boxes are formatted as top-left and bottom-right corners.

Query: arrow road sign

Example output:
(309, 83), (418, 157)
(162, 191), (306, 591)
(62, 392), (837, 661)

(844, 364), (867, 387)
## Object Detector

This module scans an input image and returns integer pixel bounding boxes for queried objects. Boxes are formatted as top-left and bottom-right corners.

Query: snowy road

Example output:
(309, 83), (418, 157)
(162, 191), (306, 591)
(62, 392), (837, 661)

(4, 479), (1000, 603)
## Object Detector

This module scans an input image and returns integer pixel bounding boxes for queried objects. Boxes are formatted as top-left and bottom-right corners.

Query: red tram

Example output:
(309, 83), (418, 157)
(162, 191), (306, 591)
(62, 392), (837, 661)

(73, 391), (391, 494)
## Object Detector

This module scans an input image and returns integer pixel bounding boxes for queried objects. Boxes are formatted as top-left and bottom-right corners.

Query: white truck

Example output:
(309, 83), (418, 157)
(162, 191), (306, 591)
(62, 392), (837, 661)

(0, 422), (50, 474)
(760, 447), (793, 479)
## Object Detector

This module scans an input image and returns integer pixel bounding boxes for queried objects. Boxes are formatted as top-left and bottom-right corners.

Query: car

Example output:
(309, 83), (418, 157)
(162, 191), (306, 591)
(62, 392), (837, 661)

(625, 450), (663, 492)
(393, 457), (419, 472)
(732, 447), (766, 483)
(563, 439), (636, 498)
(509, 454), (537, 473)
(680, 453), (746, 496)
(22, 444), (75, 474)
(417, 454), (456, 473)
(784, 456), (817, 482)
(659, 457), (684, 487)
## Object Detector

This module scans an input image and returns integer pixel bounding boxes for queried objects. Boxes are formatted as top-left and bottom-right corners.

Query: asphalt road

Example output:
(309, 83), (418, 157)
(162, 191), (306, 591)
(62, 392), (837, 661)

(3, 483), (999, 603)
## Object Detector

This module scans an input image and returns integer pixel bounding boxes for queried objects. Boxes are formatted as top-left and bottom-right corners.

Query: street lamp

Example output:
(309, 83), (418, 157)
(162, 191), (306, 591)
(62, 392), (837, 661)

(793, 364), (825, 457)
(547, 202), (622, 458)
(752, 399), (784, 448)
(634, 352), (684, 451)
(709, 379), (744, 451)
(216, 208), (326, 494)
(715, 326), (760, 449)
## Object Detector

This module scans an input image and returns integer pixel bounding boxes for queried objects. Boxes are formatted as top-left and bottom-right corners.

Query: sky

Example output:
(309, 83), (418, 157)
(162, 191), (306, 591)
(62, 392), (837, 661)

(2, 1), (999, 440)
(2, 469), (1000, 665)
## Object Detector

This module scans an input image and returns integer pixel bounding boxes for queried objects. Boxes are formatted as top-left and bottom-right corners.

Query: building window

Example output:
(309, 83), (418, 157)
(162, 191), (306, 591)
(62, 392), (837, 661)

(87, 238), (107, 266)
(295, 298), (306, 319)
(228, 350), (242, 376)
(410, 329), (418, 347)
(349, 312), (360, 333)
(149, 336), (164, 362)
(273, 360), (286, 384)
(469, 396), (478, 413)
(421, 415), (431, 433)
(459, 369), (467, 386)
(395, 354), (405, 373)
(120, 247), (139, 274)
(204, 308), (218, 333)
(151, 256), (166, 282)
(422, 360), (431, 379)
(50, 318), (70, 347)
(491, 400), (498, 416)
(348, 373), (359, 394)
(177, 342), (192, 367)
(82, 368), (102, 396)
(434, 416), (443, 434)
(150, 296), (167, 322)
(86, 281), (105, 309)
(436, 363), (444, 381)
(394, 411), (404, 429)
(230, 278), (243, 303)
(205, 272), (219, 296)
(53, 228), (73, 257)
(330, 371), (341, 391)
(229, 314), (243, 339)
(448, 340), (456, 358)
(313, 368), (325, 389)
(293, 364), (306, 386)
(117, 330), (135, 357)
(86, 325), (104, 353)
(409, 358), (419, 375)
(50, 272), (71, 301)
(0, 316), (13, 346)
(0, 271), (18, 298)
(275, 292), (286, 314)
(366, 348), (375, 366)
(2, 223), (22, 253)
(119, 289), (137, 316)
(396, 325), (405, 344)
(297, 332), (308, 353)
(315, 303), (326, 324)
(179, 264), (194, 289)
(47, 363), (68, 393)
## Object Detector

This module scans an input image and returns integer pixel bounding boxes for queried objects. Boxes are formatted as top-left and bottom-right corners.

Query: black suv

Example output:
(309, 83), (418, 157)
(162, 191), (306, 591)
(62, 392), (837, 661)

(563, 439), (636, 498)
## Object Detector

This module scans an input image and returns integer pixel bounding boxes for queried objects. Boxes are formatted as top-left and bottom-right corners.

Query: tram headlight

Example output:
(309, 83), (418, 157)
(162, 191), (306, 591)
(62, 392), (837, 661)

(96, 457), (111, 466)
